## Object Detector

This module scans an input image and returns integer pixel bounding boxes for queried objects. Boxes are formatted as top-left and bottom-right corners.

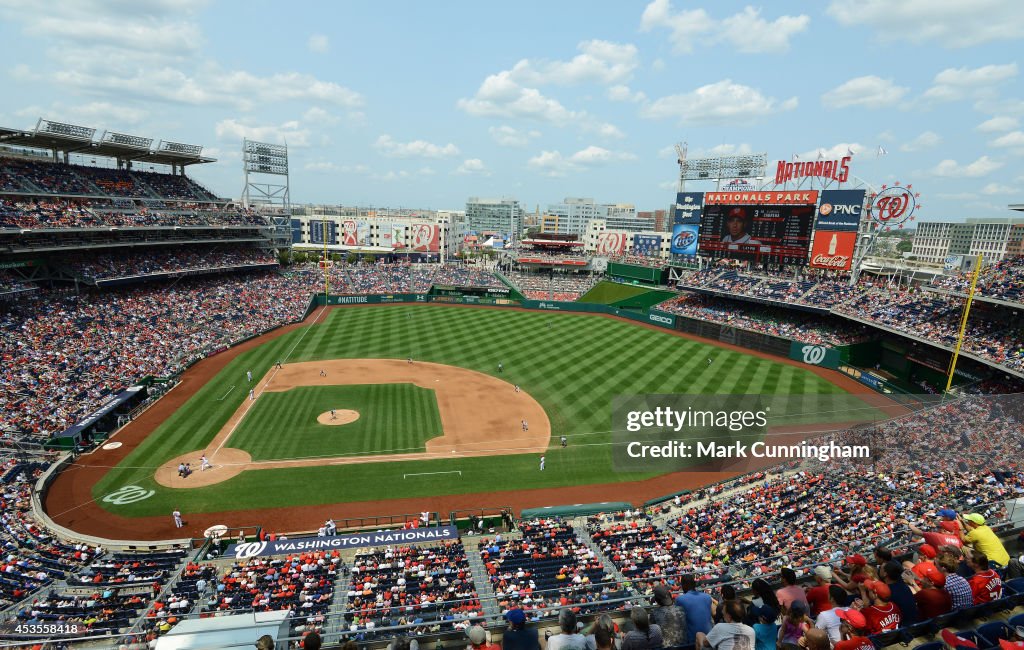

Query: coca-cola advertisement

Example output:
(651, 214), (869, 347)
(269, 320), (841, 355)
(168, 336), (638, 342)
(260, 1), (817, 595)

(808, 230), (856, 271)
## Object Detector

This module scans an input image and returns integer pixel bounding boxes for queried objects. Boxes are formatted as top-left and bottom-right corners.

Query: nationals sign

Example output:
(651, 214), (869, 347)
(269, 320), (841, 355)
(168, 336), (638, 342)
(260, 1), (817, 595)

(705, 190), (818, 205)
(775, 156), (852, 184)
(868, 184), (921, 231)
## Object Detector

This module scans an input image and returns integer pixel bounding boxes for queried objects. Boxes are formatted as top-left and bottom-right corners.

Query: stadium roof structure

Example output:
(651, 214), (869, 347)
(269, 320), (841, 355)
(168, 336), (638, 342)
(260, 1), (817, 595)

(0, 119), (215, 167)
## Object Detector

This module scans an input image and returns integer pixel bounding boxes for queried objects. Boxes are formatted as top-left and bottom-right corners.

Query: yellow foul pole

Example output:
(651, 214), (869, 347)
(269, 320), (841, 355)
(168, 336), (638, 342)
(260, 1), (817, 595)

(945, 253), (983, 392)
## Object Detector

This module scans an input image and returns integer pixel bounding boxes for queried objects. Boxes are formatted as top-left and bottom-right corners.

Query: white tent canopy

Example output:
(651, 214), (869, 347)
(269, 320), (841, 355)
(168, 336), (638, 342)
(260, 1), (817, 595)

(154, 610), (289, 650)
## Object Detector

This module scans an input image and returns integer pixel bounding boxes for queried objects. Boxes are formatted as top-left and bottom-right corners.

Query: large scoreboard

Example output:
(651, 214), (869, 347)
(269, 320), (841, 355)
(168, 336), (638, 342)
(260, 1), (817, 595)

(698, 190), (818, 265)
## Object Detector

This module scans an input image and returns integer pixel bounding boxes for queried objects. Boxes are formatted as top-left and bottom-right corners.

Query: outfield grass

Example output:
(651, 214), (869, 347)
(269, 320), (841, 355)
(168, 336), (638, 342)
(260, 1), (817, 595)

(229, 384), (442, 461)
(577, 280), (653, 305)
(94, 305), (858, 516)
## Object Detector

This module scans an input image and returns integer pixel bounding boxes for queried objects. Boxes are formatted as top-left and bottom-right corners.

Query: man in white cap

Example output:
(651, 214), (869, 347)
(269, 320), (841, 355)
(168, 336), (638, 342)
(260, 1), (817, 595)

(806, 565), (834, 617)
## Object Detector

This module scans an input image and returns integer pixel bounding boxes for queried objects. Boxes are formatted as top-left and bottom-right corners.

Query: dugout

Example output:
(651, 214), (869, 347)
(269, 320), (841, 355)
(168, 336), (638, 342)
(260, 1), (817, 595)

(46, 384), (149, 450)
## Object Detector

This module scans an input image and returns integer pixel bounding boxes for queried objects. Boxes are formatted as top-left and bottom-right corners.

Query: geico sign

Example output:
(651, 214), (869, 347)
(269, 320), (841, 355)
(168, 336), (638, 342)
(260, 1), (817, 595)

(649, 314), (674, 325)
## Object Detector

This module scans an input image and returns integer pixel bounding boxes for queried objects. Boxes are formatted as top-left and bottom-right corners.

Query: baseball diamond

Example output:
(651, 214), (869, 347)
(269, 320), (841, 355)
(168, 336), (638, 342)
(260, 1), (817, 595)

(43, 302), (883, 539)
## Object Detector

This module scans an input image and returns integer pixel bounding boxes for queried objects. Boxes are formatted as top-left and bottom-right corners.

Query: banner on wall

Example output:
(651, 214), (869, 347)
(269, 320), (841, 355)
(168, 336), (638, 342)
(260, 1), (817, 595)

(633, 234), (662, 256)
(815, 190), (866, 231)
(808, 230), (856, 270)
(412, 224), (440, 252)
(595, 232), (628, 256)
(674, 192), (704, 224)
(670, 224), (699, 255)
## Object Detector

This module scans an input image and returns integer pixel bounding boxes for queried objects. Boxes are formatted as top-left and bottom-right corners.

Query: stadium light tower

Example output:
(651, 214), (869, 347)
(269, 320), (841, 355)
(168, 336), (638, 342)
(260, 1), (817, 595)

(677, 150), (768, 190)
(241, 138), (291, 251)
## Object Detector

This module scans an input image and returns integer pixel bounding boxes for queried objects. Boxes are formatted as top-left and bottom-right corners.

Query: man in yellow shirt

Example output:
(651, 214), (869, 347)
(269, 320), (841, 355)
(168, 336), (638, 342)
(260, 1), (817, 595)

(959, 513), (1020, 578)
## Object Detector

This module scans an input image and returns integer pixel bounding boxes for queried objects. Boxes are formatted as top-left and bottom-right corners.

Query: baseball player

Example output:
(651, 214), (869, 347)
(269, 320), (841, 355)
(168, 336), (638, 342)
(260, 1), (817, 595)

(320, 369), (327, 377)
(172, 509), (183, 528)
(200, 455), (211, 471)
(514, 385), (520, 393)
(408, 357), (413, 364)
(497, 362), (503, 373)
(521, 419), (528, 431)
(331, 409), (337, 420)
(539, 456), (546, 471)
(276, 360), (283, 369)
(249, 388), (255, 401)
(707, 357), (713, 367)
(246, 370), (252, 382)
(560, 435), (567, 448)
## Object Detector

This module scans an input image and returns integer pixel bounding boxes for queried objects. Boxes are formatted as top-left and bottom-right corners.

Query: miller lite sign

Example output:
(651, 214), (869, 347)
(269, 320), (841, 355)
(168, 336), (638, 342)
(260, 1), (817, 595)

(776, 156), (852, 185)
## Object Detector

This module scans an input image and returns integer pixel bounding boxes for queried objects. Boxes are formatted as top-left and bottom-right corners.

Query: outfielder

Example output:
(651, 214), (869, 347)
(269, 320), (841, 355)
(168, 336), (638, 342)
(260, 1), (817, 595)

(246, 370), (252, 382)
(539, 456), (545, 471)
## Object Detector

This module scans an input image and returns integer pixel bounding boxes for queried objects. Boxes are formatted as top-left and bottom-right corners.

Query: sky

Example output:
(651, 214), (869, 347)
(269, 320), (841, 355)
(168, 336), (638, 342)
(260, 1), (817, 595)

(0, 0), (1022, 220)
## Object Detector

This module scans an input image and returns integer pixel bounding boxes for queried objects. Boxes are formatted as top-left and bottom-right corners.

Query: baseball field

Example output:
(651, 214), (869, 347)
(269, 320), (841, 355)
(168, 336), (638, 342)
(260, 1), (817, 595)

(48, 303), (877, 538)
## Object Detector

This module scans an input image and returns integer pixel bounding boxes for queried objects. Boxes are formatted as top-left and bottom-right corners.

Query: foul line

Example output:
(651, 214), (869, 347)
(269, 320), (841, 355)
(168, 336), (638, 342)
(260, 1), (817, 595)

(216, 385), (236, 401)
(403, 470), (462, 479)
(213, 305), (330, 459)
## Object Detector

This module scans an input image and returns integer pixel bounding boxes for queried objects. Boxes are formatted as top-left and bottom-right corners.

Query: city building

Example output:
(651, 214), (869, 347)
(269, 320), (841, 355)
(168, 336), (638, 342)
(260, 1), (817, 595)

(544, 198), (654, 235)
(911, 217), (1024, 265)
(465, 197), (522, 238)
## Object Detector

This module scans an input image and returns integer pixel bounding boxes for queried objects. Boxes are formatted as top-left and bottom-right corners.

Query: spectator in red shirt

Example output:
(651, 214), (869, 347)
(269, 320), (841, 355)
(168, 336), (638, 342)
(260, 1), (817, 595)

(967, 552), (1003, 604)
(913, 567), (952, 619)
(805, 565), (834, 618)
(833, 608), (873, 650)
(860, 580), (901, 635)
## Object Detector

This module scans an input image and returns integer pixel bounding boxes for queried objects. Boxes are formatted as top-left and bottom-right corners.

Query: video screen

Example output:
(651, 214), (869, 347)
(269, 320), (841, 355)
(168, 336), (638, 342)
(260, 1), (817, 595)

(698, 204), (814, 265)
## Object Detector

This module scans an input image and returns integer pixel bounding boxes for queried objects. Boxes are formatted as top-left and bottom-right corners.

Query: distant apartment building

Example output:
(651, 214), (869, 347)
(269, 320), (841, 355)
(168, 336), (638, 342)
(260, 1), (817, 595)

(912, 217), (1024, 265)
(544, 198), (654, 235)
(465, 197), (522, 237)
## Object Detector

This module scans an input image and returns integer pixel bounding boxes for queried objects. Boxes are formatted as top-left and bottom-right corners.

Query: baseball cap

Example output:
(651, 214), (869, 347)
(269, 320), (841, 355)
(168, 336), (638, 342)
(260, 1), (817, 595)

(997, 641), (1024, 650)
(846, 554), (867, 567)
(963, 513), (986, 525)
(919, 544), (937, 559)
(941, 629), (979, 650)
(835, 608), (866, 631)
(814, 565), (833, 581)
(936, 509), (957, 519)
(467, 626), (487, 645)
(864, 580), (891, 600)
(728, 207), (746, 219)
(922, 567), (946, 588)
(505, 609), (526, 626)
(790, 602), (808, 616)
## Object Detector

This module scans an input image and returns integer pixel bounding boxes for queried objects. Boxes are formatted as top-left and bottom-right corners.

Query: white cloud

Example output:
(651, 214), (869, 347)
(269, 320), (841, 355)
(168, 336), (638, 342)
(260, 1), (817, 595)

(827, 0), (1024, 48)
(215, 119), (311, 147)
(796, 143), (863, 161)
(981, 182), (1019, 195)
(930, 156), (1003, 177)
(371, 167), (435, 182)
(651, 58), (666, 71)
(457, 72), (578, 123)
(642, 80), (797, 125)
(990, 131), (1024, 149)
(936, 192), (978, 200)
(976, 116), (1019, 132)
(528, 146), (637, 176)
(21, 101), (149, 127)
(607, 85), (647, 103)
(822, 76), (909, 109)
(374, 134), (460, 159)
(304, 161), (340, 172)
(697, 143), (754, 157)
(303, 107), (340, 125)
(640, 0), (809, 54)
(455, 159), (491, 176)
(307, 34), (329, 54)
(718, 6), (811, 54)
(584, 122), (625, 139)
(488, 125), (540, 147)
(900, 131), (942, 152)
(922, 63), (1018, 102)
(509, 40), (639, 86)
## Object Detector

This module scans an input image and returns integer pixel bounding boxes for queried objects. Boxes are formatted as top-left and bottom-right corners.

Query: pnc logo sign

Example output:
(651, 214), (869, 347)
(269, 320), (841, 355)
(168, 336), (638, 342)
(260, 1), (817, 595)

(801, 345), (828, 365)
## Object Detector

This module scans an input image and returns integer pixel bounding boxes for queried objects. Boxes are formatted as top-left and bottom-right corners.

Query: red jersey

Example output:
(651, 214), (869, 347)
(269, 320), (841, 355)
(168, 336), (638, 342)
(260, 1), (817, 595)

(968, 569), (1002, 604)
(923, 531), (962, 549)
(806, 585), (832, 617)
(914, 588), (952, 619)
(863, 602), (902, 634)
(835, 637), (875, 650)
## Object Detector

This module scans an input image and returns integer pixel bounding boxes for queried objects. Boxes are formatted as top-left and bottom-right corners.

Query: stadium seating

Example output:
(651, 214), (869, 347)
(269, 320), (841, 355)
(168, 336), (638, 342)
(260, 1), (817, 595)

(506, 271), (599, 301)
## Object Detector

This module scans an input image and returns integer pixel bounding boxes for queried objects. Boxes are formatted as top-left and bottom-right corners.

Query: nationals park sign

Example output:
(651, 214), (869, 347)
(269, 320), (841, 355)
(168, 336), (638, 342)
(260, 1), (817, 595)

(228, 525), (459, 559)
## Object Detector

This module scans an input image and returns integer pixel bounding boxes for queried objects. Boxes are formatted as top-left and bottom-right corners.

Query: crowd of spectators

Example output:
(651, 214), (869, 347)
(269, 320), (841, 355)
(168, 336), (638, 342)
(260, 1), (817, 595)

(0, 197), (264, 229)
(345, 541), (481, 637)
(328, 263), (502, 294)
(674, 267), (864, 310)
(478, 519), (623, 617)
(205, 550), (338, 639)
(657, 294), (871, 346)
(66, 248), (277, 282)
(0, 270), (36, 295)
(0, 158), (218, 202)
(506, 271), (599, 301)
(0, 270), (315, 442)
(934, 256), (1024, 305)
(607, 253), (672, 268)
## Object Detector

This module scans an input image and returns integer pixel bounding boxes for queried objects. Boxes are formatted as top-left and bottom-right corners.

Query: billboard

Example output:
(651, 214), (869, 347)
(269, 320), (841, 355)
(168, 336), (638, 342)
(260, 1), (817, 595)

(808, 230), (857, 271)
(633, 234), (662, 256)
(340, 220), (370, 246)
(595, 232), (628, 256)
(815, 189), (866, 231)
(670, 223), (699, 256)
(411, 224), (440, 252)
(309, 220), (336, 245)
(390, 223), (406, 249)
(705, 190), (818, 205)
(291, 218), (303, 244)
(674, 192), (704, 224)
(698, 202), (815, 265)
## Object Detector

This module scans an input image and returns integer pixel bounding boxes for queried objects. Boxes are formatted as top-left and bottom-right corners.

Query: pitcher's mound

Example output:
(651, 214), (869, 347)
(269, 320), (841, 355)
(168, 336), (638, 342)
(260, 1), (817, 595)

(317, 409), (360, 425)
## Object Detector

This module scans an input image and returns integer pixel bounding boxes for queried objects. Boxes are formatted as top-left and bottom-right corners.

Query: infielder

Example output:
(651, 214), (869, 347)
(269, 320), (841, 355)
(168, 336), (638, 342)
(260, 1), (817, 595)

(249, 388), (255, 401)
(521, 419), (528, 431)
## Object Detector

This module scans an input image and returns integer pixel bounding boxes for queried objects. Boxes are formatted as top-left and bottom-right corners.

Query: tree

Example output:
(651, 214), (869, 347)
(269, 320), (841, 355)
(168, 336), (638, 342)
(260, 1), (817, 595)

(346, 252), (359, 264)
(896, 240), (912, 253)
(363, 253), (376, 263)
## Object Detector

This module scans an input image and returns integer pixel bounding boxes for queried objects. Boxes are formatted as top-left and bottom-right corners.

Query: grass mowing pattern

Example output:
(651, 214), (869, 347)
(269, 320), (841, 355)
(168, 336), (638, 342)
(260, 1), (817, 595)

(230, 384), (442, 461)
(577, 281), (654, 305)
(93, 305), (853, 517)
